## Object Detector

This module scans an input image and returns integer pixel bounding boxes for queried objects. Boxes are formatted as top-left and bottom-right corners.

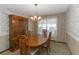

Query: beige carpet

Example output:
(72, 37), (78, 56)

(40, 41), (71, 55)
(1, 41), (71, 55)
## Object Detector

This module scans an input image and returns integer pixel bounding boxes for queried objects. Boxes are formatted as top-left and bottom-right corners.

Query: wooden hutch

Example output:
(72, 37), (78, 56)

(9, 14), (28, 52)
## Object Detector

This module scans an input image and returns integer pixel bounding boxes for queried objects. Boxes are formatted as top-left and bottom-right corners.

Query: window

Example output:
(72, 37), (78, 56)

(38, 16), (57, 38)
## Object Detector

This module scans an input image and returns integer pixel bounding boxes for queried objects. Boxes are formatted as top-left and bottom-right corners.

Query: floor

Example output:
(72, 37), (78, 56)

(0, 41), (71, 55)
(40, 41), (71, 55)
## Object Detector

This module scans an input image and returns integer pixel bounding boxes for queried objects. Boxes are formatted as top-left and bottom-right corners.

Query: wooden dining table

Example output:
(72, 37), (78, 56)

(19, 33), (49, 55)
(27, 34), (49, 47)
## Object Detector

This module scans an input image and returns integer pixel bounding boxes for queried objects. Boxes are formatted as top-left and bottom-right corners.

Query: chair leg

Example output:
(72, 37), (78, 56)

(49, 47), (51, 52)
(47, 46), (51, 54)
(39, 46), (42, 54)
(47, 48), (49, 54)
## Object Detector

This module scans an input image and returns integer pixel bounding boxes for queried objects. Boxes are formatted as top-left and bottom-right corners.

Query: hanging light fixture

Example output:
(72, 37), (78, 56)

(30, 4), (41, 21)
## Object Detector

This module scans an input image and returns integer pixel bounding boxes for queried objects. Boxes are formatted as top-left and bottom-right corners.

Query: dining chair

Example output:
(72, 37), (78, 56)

(47, 32), (52, 53)
(19, 35), (39, 55)
(10, 34), (19, 51)
(42, 29), (48, 37)
(42, 32), (52, 54)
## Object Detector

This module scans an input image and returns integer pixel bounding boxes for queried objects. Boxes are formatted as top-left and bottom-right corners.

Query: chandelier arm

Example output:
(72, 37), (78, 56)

(31, 4), (41, 21)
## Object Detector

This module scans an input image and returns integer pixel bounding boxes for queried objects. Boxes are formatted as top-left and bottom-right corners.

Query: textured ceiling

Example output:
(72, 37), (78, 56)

(0, 4), (70, 16)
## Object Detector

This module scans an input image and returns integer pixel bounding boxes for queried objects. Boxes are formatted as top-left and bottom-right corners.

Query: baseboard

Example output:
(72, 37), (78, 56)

(0, 48), (9, 54)
(51, 40), (66, 44)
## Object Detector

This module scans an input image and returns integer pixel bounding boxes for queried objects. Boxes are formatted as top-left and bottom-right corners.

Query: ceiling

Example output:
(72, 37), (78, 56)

(0, 4), (70, 16)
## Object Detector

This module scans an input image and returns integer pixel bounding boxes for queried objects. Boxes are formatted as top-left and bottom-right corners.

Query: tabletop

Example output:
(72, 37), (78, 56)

(27, 34), (48, 47)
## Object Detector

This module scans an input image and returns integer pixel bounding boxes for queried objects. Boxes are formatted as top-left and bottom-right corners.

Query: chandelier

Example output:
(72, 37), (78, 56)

(30, 4), (41, 21)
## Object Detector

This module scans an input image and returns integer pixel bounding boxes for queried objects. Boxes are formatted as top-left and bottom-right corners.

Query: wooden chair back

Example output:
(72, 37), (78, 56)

(19, 35), (30, 55)
(42, 29), (47, 37)
(47, 32), (52, 49)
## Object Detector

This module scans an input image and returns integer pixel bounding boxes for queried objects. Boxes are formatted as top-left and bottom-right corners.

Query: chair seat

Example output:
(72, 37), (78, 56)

(30, 48), (39, 55)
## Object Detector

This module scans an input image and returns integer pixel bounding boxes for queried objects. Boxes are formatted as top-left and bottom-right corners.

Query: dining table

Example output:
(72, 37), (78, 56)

(26, 33), (49, 47)
(19, 32), (49, 55)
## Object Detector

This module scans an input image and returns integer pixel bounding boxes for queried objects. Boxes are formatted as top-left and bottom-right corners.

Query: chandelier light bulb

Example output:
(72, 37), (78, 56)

(38, 16), (41, 20)
(31, 17), (33, 19)
(34, 16), (37, 19)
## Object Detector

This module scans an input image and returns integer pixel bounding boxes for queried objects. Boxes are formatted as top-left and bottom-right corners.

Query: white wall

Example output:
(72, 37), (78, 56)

(0, 8), (10, 52)
(57, 13), (66, 42)
(65, 4), (79, 54)
(0, 8), (10, 36)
